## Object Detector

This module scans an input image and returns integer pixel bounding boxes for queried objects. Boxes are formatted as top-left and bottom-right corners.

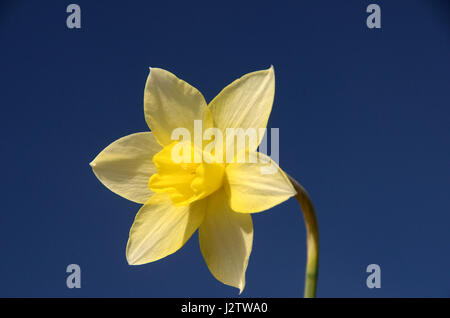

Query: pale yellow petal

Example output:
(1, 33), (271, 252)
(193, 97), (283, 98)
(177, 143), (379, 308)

(144, 67), (209, 146)
(90, 132), (162, 204)
(199, 189), (253, 293)
(126, 193), (206, 265)
(209, 66), (275, 153)
(225, 152), (296, 213)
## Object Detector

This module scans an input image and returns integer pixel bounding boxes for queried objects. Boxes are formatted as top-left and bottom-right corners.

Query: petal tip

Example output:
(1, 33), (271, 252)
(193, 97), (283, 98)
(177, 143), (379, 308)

(126, 249), (137, 266)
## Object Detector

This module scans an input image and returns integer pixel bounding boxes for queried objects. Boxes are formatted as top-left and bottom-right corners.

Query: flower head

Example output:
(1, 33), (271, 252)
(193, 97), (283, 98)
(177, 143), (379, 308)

(90, 66), (296, 293)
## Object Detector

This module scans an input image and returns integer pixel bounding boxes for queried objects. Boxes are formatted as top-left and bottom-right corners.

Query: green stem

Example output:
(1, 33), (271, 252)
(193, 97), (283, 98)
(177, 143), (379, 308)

(287, 175), (319, 298)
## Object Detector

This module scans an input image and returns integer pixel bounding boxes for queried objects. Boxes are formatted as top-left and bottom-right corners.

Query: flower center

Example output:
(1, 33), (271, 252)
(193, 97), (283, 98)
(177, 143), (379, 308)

(148, 141), (225, 206)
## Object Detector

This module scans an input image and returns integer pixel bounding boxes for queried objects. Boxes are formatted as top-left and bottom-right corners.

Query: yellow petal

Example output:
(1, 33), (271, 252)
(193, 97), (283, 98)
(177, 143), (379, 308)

(199, 189), (253, 293)
(148, 141), (200, 205)
(148, 141), (225, 206)
(144, 68), (209, 146)
(90, 132), (162, 204)
(190, 161), (225, 201)
(225, 152), (296, 213)
(209, 66), (275, 153)
(126, 193), (206, 265)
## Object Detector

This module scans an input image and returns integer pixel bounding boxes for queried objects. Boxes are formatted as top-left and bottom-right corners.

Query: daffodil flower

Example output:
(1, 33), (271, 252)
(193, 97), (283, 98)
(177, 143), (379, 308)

(90, 67), (319, 296)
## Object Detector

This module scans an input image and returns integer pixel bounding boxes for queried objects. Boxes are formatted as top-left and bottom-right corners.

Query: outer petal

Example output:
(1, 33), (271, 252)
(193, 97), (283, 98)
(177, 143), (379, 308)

(208, 66), (275, 152)
(126, 193), (206, 265)
(144, 68), (209, 146)
(225, 152), (296, 213)
(199, 189), (253, 293)
(90, 132), (162, 204)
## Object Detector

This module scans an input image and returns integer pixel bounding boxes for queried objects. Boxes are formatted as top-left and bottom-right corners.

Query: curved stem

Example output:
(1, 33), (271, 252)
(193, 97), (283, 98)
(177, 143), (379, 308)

(287, 175), (319, 298)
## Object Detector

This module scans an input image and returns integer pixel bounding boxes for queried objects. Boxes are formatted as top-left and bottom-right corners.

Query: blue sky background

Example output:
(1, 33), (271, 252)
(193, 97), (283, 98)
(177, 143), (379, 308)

(0, 0), (449, 297)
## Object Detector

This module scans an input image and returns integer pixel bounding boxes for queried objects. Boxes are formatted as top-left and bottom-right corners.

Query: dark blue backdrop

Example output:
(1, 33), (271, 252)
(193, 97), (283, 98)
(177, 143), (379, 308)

(1, 0), (449, 297)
